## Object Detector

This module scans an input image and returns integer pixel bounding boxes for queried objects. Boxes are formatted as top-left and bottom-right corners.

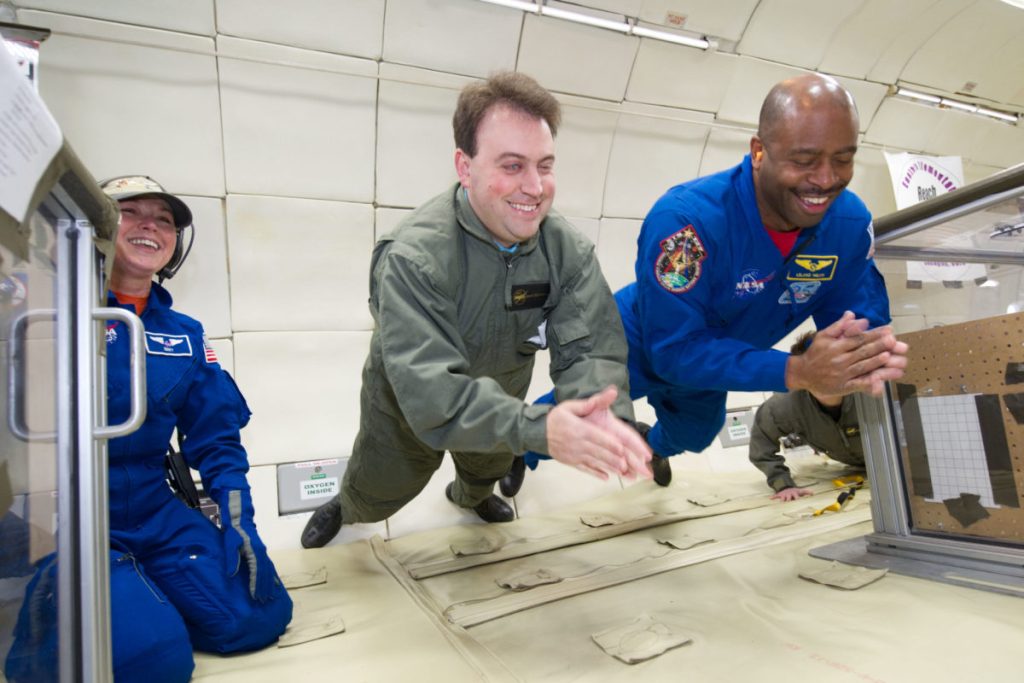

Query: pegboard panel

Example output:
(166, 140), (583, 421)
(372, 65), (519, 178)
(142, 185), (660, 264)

(892, 312), (1024, 545)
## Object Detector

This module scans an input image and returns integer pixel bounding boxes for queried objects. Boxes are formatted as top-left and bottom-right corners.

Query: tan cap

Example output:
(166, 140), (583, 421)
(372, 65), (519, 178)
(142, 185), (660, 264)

(100, 175), (193, 229)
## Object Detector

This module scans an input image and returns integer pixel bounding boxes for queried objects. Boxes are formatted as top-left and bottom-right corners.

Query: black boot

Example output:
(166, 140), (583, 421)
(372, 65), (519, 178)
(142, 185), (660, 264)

(301, 495), (343, 548)
(650, 454), (672, 487)
(499, 456), (526, 497)
(636, 422), (672, 487)
(446, 482), (514, 523)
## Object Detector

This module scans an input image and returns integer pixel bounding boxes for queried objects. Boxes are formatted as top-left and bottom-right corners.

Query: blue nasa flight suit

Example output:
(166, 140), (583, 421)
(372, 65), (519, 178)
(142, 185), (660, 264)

(4, 284), (291, 683)
(524, 155), (890, 464)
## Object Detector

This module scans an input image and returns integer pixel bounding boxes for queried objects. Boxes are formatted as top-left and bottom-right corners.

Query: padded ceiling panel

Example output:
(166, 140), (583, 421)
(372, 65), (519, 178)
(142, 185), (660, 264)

(900, 0), (1024, 107)
(626, 40), (737, 113)
(817, 0), (942, 79)
(848, 147), (897, 218)
(550, 101), (619, 217)
(635, 0), (759, 43)
(17, 0), (214, 34)
(602, 103), (710, 219)
(716, 57), (804, 126)
(836, 77), (889, 134)
(382, 0), (520, 78)
(967, 120), (1024, 170)
(518, 13), (639, 101)
(698, 128), (752, 177)
(865, 0), (972, 85)
(376, 78), (462, 209)
(23, 11), (224, 197)
(736, 0), (862, 71)
(863, 98), (948, 154)
(215, 0), (385, 60)
(217, 41), (377, 201)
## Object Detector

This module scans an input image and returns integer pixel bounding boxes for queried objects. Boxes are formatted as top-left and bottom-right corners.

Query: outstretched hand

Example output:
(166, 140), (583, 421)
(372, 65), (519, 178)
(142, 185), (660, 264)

(546, 386), (652, 481)
(786, 311), (909, 397)
(771, 486), (813, 502)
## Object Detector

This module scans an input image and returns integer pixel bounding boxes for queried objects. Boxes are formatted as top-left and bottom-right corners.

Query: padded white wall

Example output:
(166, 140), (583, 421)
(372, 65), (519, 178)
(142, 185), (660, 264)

(17, 0), (1022, 549)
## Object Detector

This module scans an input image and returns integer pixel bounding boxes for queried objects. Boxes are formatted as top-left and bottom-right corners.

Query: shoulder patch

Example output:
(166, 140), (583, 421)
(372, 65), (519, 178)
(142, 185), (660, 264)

(203, 336), (219, 364)
(654, 225), (707, 293)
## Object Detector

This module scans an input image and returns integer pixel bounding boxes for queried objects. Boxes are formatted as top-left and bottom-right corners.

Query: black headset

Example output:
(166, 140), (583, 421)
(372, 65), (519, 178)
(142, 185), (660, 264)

(157, 223), (195, 283)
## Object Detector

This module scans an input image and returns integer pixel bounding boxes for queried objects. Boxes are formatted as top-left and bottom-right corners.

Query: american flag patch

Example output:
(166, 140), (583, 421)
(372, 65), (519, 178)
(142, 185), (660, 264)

(203, 337), (218, 364)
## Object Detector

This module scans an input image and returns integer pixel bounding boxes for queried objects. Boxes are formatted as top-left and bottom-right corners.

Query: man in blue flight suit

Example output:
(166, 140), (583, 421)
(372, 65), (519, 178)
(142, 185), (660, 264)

(5, 177), (291, 683)
(504, 73), (908, 494)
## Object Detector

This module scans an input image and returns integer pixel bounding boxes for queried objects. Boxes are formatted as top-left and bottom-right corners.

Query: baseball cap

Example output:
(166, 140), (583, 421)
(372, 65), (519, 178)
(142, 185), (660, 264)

(100, 175), (193, 229)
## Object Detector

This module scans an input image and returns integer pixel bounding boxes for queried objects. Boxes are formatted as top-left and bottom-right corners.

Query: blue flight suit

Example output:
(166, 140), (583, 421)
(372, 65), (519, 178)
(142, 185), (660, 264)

(5, 284), (291, 683)
(525, 155), (890, 464)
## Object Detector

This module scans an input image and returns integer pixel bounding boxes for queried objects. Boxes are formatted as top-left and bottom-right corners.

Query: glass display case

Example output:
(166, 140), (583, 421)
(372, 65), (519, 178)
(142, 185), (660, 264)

(1, 29), (141, 680)
(813, 164), (1024, 596)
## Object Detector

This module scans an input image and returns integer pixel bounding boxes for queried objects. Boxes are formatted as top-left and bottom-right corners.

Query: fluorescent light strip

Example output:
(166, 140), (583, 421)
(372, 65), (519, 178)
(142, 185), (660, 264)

(977, 106), (1019, 123)
(897, 87), (940, 104)
(940, 97), (977, 113)
(896, 86), (1019, 124)
(539, 5), (629, 32)
(631, 25), (709, 49)
(478, 0), (539, 11)
(477, 0), (710, 50)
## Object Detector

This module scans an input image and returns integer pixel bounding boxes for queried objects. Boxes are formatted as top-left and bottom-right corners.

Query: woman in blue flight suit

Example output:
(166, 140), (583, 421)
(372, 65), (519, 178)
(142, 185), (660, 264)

(5, 176), (291, 683)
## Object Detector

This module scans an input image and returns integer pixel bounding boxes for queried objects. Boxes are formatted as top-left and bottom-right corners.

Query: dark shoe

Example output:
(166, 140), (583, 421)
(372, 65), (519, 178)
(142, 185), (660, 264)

(300, 495), (343, 548)
(651, 454), (672, 487)
(446, 482), (515, 523)
(635, 422), (672, 487)
(499, 457), (526, 497)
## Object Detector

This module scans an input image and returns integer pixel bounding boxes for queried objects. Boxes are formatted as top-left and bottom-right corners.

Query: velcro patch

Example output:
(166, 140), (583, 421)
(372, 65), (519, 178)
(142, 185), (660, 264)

(654, 225), (707, 293)
(788, 255), (838, 281)
(145, 332), (193, 357)
(509, 282), (550, 310)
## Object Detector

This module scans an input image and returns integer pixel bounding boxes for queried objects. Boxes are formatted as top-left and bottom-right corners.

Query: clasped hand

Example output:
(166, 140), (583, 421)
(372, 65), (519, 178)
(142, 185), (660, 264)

(545, 386), (652, 481)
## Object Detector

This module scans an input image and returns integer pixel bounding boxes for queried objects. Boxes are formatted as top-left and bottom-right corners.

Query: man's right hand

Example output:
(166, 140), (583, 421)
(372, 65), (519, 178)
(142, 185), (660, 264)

(771, 486), (813, 502)
(785, 311), (908, 397)
(545, 386), (652, 481)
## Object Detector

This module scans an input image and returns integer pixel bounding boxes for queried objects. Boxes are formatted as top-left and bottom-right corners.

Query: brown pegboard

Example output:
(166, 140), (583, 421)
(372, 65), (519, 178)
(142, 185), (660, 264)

(894, 312), (1024, 544)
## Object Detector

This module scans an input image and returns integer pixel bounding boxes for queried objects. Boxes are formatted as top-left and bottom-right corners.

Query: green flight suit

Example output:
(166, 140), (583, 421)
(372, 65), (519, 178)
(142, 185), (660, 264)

(340, 184), (633, 521)
(748, 391), (864, 492)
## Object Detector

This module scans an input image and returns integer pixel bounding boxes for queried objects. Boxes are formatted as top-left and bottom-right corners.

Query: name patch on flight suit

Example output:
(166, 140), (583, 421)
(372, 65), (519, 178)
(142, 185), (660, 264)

(145, 332), (193, 357)
(787, 255), (838, 281)
(655, 225), (707, 293)
(509, 282), (550, 311)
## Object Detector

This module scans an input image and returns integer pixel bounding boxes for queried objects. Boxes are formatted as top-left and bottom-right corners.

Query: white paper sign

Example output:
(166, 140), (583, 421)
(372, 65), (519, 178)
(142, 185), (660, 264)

(906, 261), (987, 283)
(883, 152), (964, 211)
(0, 46), (62, 222)
(300, 476), (339, 500)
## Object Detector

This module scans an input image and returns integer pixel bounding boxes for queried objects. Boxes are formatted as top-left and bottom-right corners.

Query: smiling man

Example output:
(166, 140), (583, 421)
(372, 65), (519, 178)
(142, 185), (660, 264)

(301, 72), (650, 549)
(504, 73), (908, 495)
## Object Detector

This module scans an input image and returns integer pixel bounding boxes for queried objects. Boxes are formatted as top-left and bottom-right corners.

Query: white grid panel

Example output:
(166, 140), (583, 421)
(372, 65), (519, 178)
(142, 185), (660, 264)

(919, 394), (997, 508)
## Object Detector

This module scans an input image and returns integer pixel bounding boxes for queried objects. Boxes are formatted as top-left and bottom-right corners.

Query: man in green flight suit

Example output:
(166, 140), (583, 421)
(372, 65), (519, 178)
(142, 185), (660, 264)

(749, 333), (865, 500)
(301, 72), (651, 548)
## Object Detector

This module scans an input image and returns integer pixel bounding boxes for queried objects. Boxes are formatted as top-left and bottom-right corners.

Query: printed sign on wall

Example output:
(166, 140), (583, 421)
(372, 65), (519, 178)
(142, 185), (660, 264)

(883, 152), (985, 284)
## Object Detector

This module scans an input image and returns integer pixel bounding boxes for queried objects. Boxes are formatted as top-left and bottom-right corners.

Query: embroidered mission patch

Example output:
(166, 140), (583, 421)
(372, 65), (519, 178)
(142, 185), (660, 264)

(655, 225), (707, 293)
